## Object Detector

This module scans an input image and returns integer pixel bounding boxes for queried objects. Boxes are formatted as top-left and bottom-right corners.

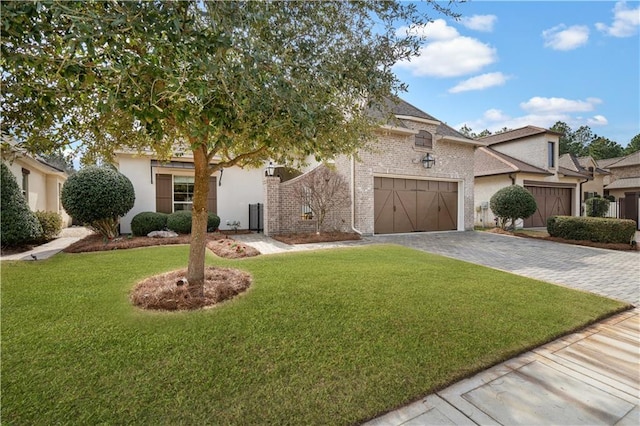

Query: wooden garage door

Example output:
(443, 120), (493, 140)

(524, 185), (572, 228)
(374, 177), (457, 234)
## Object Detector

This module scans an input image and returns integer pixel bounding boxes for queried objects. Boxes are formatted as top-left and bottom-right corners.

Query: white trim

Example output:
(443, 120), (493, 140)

(376, 125), (418, 136)
(395, 115), (440, 125)
(436, 135), (487, 147)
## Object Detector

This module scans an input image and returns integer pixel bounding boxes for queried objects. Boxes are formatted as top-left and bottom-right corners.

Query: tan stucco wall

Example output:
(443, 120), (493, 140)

(5, 158), (70, 227)
(474, 174), (512, 227)
(491, 133), (559, 171)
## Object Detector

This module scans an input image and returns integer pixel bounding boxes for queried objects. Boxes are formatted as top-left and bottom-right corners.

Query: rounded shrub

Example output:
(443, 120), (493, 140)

(167, 211), (192, 234)
(490, 185), (537, 230)
(35, 210), (63, 241)
(131, 211), (168, 236)
(1, 162), (42, 246)
(585, 196), (610, 217)
(61, 166), (135, 239)
(207, 213), (221, 232)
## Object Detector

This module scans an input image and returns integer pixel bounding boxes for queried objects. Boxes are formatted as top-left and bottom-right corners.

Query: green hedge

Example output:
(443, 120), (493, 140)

(34, 211), (63, 241)
(1, 162), (42, 246)
(131, 211), (168, 236)
(207, 213), (220, 232)
(166, 211), (192, 234)
(547, 216), (636, 244)
(585, 196), (609, 217)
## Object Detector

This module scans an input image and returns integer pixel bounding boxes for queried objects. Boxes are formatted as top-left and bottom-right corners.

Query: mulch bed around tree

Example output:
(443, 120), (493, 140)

(130, 267), (252, 311)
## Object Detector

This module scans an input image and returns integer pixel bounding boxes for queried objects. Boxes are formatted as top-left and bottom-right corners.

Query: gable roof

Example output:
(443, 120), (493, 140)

(477, 125), (562, 146)
(606, 151), (640, 168)
(559, 153), (608, 176)
(596, 156), (626, 168)
(370, 97), (481, 145)
(1, 132), (68, 175)
(604, 176), (640, 190)
(475, 146), (552, 177)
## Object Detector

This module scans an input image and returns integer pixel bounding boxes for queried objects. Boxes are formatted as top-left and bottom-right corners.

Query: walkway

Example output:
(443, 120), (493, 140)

(0, 226), (93, 261)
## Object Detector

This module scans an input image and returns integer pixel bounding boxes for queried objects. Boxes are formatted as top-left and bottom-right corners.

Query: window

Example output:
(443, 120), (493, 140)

(414, 130), (433, 149)
(300, 186), (313, 220)
(173, 176), (195, 211)
(21, 168), (30, 200)
(547, 141), (555, 168)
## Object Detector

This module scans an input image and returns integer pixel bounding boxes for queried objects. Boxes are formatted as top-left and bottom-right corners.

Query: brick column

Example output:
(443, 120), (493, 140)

(263, 175), (281, 236)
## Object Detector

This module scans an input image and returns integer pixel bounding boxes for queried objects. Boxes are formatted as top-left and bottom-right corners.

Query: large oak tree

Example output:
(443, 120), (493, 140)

(1, 0), (458, 295)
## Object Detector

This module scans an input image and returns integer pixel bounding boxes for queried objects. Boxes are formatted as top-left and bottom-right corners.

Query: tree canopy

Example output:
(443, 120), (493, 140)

(1, 0), (458, 293)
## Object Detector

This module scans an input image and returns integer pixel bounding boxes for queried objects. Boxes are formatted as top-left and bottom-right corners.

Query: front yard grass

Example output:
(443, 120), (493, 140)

(1, 244), (629, 425)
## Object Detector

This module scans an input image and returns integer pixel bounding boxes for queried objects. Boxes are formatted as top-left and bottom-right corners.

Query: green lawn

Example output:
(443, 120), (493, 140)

(1, 244), (629, 425)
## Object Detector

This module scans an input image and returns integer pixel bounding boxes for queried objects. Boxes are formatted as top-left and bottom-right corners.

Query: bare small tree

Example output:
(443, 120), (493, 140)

(294, 166), (350, 233)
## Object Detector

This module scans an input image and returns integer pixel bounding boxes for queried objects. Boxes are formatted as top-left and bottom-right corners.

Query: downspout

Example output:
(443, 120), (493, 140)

(508, 173), (516, 185)
(350, 155), (362, 235)
(578, 177), (589, 216)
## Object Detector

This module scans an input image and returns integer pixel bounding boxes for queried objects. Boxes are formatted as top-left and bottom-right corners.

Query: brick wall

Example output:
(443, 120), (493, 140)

(335, 122), (476, 234)
(264, 118), (476, 235)
(264, 166), (352, 235)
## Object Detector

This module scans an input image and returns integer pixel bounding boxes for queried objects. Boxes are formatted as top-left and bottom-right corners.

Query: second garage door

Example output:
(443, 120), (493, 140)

(524, 185), (572, 228)
(374, 177), (458, 234)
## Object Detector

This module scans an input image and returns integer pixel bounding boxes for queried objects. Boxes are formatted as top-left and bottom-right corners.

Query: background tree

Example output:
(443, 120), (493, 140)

(624, 134), (640, 155)
(61, 166), (135, 239)
(294, 166), (350, 233)
(587, 136), (625, 160)
(39, 150), (76, 175)
(1, 0), (459, 296)
(490, 185), (537, 230)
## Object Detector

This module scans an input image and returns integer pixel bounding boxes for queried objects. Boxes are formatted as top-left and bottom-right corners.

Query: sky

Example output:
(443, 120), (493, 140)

(393, 0), (640, 147)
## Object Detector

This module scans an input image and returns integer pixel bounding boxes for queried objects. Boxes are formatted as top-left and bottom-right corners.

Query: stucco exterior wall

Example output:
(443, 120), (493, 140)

(491, 134), (558, 171)
(5, 157), (70, 226)
(474, 175), (512, 227)
(116, 153), (264, 234)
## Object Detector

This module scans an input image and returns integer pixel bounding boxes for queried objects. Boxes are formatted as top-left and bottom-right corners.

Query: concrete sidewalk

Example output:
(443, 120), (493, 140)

(365, 308), (639, 426)
(0, 226), (93, 261)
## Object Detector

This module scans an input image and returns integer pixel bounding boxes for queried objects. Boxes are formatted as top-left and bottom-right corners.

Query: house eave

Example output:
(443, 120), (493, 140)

(437, 135), (488, 147)
(376, 125), (418, 136)
(394, 115), (441, 126)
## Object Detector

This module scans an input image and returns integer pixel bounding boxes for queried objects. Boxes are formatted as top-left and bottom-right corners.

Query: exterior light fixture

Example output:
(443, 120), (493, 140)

(422, 153), (435, 169)
(266, 161), (275, 176)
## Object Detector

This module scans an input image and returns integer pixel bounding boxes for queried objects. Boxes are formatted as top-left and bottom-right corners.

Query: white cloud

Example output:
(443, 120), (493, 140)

(542, 24), (590, 50)
(520, 97), (602, 114)
(396, 19), (459, 40)
(449, 72), (509, 93)
(484, 109), (510, 122)
(460, 97), (609, 136)
(460, 15), (497, 32)
(587, 115), (609, 126)
(395, 19), (497, 77)
(596, 1), (640, 37)
(396, 37), (497, 78)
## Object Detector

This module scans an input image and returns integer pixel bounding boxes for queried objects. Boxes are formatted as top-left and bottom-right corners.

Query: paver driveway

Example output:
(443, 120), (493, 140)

(369, 231), (640, 306)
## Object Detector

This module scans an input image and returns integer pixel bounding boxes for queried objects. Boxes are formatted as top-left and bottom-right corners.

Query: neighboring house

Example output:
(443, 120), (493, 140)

(603, 151), (640, 226)
(1, 136), (71, 227)
(603, 151), (640, 200)
(474, 126), (589, 228)
(117, 97), (484, 235)
(558, 154), (610, 203)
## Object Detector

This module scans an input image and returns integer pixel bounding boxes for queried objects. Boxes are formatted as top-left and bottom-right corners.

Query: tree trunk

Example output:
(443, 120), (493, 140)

(187, 146), (211, 298)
